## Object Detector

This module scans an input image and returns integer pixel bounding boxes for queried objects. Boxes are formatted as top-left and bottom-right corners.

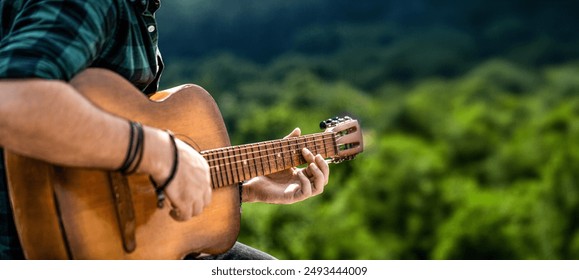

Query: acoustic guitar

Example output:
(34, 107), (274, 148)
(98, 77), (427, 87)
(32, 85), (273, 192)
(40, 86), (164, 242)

(4, 68), (363, 259)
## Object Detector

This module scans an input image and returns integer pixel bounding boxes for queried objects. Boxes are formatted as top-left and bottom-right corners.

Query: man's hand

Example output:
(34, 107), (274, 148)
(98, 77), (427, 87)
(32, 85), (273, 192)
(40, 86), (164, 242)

(142, 129), (212, 222)
(241, 128), (330, 204)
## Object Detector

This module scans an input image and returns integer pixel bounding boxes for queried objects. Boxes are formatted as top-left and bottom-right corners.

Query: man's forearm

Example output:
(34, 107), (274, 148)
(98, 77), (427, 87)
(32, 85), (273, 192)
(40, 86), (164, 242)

(0, 79), (172, 179)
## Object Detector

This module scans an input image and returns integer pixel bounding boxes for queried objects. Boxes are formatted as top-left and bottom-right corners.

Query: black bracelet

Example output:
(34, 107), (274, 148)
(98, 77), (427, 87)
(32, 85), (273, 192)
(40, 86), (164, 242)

(150, 130), (179, 209)
(117, 121), (144, 175)
(125, 122), (145, 175)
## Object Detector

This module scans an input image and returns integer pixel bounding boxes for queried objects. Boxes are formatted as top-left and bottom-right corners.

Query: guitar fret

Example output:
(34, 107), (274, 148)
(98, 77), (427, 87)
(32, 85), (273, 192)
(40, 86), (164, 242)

(255, 144), (261, 176)
(312, 137), (317, 159)
(215, 151), (222, 188)
(219, 149), (229, 185)
(295, 138), (303, 165)
(256, 143), (265, 177)
(239, 146), (249, 182)
(322, 135), (328, 158)
(286, 140), (292, 168)
(282, 140), (288, 169)
(252, 144), (263, 176)
(234, 147), (242, 183)
(250, 144), (257, 179)
(278, 140), (286, 170)
(307, 135), (314, 156)
(231, 147), (239, 184)
(261, 142), (271, 175)
(275, 140), (284, 170)
(246, 145), (253, 181)
(216, 150), (226, 186)
(212, 150), (221, 187)
(310, 136), (316, 160)
(279, 140), (285, 169)
(294, 139), (302, 166)
(231, 148), (238, 184)
(313, 135), (320, 155)
(233, 146), (243, 182)
(299, 137), (306, 165)
(206, 152), (215, 188)
(288, 139), (295, 167)
(264, 141), (271, 173)
(289, 141), (295, 166)
(302, 136), (310, 164)
(222, 149), (228, 185)
(245, 144), (252, 178)
(227, 147), (238, 184)
(212, 151), (224, 188)
(269, 141), (277, 172)
(221, 148), (229, 185)
(213, 151), (221, 188)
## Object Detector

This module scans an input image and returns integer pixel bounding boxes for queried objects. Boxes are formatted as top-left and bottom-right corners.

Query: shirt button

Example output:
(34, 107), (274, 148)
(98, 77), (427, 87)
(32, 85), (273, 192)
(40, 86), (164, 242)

(148, 25), (156, 32)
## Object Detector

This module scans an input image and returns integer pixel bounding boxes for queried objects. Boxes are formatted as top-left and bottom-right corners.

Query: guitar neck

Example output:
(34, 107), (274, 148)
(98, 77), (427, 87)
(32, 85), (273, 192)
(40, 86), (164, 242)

(201, 132), (336, 188)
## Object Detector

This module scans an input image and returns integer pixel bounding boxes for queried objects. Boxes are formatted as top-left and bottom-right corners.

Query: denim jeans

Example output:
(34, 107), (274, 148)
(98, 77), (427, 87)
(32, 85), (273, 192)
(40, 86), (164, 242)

(193, 242), (276, 260)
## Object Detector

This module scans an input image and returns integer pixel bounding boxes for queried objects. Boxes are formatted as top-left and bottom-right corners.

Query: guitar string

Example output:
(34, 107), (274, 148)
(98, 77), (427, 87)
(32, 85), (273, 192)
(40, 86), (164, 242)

(204, 142), (335, 170)
(201, 131), (330, 152)
(207, 140), (334, 171)
(206, 127), (357, 187)
(202, 132), (333, 160)
(208, 138), (335, 184)
(204, 138), (335, 170)
(202, 133), (335, 163)
(202, 134), (341, 187)
(207, 139), (337, 186)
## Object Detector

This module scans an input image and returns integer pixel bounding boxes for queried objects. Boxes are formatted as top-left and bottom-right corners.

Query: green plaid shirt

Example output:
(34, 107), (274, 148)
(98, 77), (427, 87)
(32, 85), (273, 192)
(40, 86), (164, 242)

(0, 0), (163, 259)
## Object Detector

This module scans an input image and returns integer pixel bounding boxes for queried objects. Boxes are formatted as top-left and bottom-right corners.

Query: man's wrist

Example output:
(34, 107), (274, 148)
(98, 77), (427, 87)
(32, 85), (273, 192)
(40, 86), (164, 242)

(241, 178), (257, 203)
(138, 126), (172, 182)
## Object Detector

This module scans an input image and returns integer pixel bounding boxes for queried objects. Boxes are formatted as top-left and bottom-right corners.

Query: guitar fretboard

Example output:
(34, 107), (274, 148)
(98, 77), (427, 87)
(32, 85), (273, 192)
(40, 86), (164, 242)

(201, 132), (336, 188)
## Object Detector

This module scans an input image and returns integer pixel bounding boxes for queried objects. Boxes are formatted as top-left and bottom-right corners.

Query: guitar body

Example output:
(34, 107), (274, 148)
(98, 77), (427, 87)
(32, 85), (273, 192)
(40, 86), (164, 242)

(4, 69), (240, 259)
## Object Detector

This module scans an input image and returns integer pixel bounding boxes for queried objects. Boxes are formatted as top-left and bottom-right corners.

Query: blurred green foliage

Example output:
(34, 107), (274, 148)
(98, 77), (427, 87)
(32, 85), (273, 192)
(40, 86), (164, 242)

(156, 1), (579, 259)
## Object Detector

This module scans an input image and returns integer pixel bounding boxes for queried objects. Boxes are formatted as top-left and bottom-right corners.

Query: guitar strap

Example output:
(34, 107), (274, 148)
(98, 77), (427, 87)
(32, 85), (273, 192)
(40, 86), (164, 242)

(109, 172), (137, 253)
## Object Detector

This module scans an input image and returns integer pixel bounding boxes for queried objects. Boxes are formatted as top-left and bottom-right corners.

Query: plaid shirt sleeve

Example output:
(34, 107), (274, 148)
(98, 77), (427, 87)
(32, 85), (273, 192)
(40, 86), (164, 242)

(0, 0), (162, 259)
(0, 0), (118, 81)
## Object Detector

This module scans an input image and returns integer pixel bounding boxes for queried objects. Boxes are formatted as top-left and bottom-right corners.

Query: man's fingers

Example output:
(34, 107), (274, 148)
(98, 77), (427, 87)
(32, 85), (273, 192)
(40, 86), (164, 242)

(314, 154), (330, 185)
(302, 148), (316, 163)
(284, 127), (301, 139)
(203, 188), (212, 205)
(170, 204), (192, 222)
(302, 149), (330, 188)
(307, 163), (325, 195)
(297, 170), (312, 198)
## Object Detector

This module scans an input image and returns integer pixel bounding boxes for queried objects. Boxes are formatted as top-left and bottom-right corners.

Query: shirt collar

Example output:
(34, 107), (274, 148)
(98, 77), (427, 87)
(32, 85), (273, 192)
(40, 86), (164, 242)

(128, 0), (161, 14)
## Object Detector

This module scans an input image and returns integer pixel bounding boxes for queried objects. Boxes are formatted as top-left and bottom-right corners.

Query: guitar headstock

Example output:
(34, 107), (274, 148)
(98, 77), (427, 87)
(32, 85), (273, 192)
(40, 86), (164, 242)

(320, 116), (364, 163)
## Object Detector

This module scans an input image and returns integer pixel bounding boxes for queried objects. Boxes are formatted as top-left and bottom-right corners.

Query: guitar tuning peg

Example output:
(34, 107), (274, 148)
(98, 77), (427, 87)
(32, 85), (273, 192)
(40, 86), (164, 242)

(320, 119), (334, 129)
(320, 116), (353, 129)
